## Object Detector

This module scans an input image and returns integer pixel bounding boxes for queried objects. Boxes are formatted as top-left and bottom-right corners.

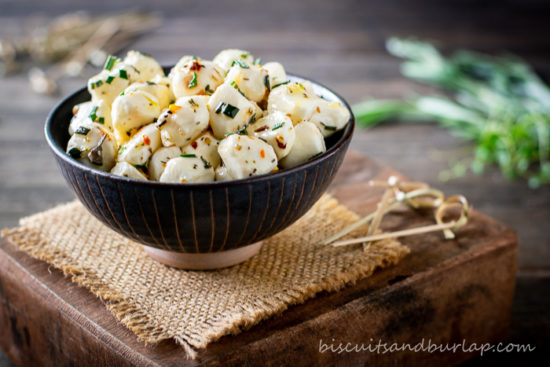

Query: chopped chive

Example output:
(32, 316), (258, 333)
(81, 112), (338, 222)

(237, 125), (248, 135)
(93, 80), (103, 89)
(320, 122), (336, 131)
(200, 156), (212, 168)
(118, 146), (126, 155)
(105, 75), (115, 84)
(205, 84), (214, 95)
(75, 126), (90, 135)
(188, 71), (198, 88)
(97, 117), (105, 124)
(146, 81), (156, 85)
(272, 122), (285, 130)
(224, 132), (234, 137)
(119, 91), (125, 96)
(119, 69), (128, 80)
(254, 57), (262, 66)
(231, 59), (250, 69)
(298, 82), (305, 89)
(222, 103), (240, 118)
(215, 102), (225, 114)
(272, 80), (290, 89)
(68, 147), (82, 159)
(89, 82), (95, 90)
(247, 113), (257, 125)
(181, 153), (197, 158)
(240, 53), (249, 59)
(104, 55), (118, 71)
(88, 106), (99, 122)
(264, 75), (270, 91)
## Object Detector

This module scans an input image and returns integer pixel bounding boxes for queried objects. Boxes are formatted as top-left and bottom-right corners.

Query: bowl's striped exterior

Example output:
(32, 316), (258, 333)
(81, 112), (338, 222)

(46, 74), (354, 253)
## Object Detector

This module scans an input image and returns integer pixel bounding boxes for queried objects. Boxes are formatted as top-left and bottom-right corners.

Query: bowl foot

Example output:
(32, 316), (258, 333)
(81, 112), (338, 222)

(142, 242), (263, 270)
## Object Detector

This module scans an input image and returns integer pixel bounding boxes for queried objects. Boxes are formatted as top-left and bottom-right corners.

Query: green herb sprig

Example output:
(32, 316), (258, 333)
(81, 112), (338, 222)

(353, 38), (550, 187)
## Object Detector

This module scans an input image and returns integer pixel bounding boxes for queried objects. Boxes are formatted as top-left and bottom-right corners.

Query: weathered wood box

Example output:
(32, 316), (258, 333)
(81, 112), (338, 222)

(0, 151), (518, 366)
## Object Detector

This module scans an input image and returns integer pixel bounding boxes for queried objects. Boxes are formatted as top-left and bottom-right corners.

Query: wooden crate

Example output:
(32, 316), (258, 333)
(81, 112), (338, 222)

(0, 151), (518, 366)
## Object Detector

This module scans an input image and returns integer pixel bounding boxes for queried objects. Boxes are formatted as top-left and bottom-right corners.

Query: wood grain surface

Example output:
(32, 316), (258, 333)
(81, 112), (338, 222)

(0, 151), (519, 366)
(0, 0), (549, 365)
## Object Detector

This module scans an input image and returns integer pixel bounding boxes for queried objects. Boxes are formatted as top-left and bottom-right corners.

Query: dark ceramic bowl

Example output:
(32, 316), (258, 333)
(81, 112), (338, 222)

(45, 74), (354, 269)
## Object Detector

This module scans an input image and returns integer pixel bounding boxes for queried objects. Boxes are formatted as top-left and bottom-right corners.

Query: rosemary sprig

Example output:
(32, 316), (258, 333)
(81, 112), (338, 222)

(353, 38), (550, 187)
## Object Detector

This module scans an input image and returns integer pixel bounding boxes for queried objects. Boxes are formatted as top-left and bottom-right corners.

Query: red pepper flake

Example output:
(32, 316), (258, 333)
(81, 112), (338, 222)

(254, 125), (269, 133)
(189, 61), (202, 71)
(260, 149), (266, 158)
(191, 141), (198, 149)
(316, 106), (321, 113)
(275, 136), (286, 149)
(143, 135), (151, 145)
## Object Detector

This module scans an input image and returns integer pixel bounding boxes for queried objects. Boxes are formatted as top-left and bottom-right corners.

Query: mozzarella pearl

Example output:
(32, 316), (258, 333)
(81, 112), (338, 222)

(117, 123), (161, 166)
(159, 157), (215, 183)
(213, 49), (254, 72)
(111, 90), (161, 144)
(123, 50), (164, 81)
(262, 62), (287, 87)
(182, 131), (221, 168)
(149, 146), (182, 181)
(158, 96), (210, 148)
(170, 59), (224, 99)
(67, 124), (117, 171)
(217, 135), (277, 179)
(250, 112), (295, 159)
(208, 83), (263, 139)
(110, 162), (148, 180)
(224, 64), (269, 102)
(279, 121), (326, 169)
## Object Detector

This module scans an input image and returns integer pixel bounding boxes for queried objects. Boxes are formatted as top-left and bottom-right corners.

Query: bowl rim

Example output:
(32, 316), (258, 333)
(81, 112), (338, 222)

(44, 73), (355, 188)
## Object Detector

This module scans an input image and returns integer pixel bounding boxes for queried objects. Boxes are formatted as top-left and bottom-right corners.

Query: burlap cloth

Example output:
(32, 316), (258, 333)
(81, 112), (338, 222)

(2, 194), (409, 358)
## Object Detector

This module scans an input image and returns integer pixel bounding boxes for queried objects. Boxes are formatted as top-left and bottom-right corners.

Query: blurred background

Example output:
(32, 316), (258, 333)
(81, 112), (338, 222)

(1, 0), (549, 365)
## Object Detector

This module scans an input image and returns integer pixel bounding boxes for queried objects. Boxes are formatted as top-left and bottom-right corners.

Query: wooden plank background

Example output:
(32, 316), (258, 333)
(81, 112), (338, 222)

(0, 0), (549, 365)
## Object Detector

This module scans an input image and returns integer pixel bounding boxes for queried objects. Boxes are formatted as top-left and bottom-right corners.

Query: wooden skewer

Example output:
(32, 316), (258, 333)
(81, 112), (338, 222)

(332, 221), (457, 248)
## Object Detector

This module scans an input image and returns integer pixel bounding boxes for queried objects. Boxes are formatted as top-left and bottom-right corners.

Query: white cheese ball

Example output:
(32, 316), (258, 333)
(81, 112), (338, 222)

(117, 123), (161, 166)
(215, 165), (233, 181)
(182, 131), (221, 168)
(123, 50), (164, 81)
(225, 64), (269, 103)
(88, 69), (129, 105)
(66, 124), (117, 171)
(208, 83), (263, 139)
(263, 62), (287, 88)
(111, 90), (161, 144)
(212, 49), (254, 72)
(69, 99), (113, 135)
(159, 157), (215, 183)
(125, 82), (172, 110)
(170, 59), (224, 98)
(69, 101), (94, 135)
(218, 135), (277, 179)
(110, 162), (148, 180)
(149, 146), (182, 181)
(88, 62), (140, 105)
(157, 96), (209, 148)
(307, 100), (351, 137)
(268, 82), (350, 137)
(250, 112), (295, 159)
(279, 121), (326, 169)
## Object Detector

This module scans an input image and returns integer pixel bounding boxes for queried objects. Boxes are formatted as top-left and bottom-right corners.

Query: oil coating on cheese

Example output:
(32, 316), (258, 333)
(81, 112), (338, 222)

(69, 49), (350, 182)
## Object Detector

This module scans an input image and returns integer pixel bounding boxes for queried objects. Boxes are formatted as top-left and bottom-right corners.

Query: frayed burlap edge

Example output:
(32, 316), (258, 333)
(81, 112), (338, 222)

(1, 196), (409, 359)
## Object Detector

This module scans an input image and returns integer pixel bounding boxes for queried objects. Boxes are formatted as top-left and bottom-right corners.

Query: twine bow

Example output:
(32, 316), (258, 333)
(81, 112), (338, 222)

(320, 176), (469, 249)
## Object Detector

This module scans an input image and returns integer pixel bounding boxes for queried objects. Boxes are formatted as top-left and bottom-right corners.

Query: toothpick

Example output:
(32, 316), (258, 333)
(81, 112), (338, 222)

(332, 221), (457, 247)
